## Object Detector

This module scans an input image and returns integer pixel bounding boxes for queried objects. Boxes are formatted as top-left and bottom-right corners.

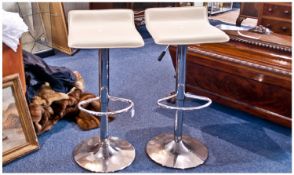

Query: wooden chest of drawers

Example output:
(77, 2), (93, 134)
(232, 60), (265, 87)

(258, 3), (292, 35)
(169, 30), (292, 127)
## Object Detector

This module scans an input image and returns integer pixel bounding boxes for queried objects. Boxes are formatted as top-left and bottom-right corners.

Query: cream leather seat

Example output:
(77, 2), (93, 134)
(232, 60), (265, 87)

(68, 10), (144, 48)
(68, 9), (144, 173)
(145, 6), (229, 170)
(145, 6), (229, 45)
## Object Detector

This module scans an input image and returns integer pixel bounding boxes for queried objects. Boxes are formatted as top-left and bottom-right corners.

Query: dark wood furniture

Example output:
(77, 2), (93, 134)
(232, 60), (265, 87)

(236, 3), (260, 26)
(3, 42), (26, 93)
(90, 3), (179, 26)
(258, 3), (292, 36)
(169, 30), (292, 127)
(90, 3), (179, 10)
(236, 2), (292, 36)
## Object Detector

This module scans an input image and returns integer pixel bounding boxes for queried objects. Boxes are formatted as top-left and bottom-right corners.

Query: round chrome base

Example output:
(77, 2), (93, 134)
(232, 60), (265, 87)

(146, 133), (208, 169)
(73, 136), (135, 172)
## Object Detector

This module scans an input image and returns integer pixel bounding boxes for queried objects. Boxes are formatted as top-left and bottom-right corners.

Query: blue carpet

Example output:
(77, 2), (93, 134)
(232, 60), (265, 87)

(3, 39), (291, 173)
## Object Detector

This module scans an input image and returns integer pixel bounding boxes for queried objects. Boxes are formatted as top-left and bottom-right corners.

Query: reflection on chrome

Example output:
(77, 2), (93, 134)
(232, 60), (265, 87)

(78, 95), (134, 117)
(157, 93), (212, 111)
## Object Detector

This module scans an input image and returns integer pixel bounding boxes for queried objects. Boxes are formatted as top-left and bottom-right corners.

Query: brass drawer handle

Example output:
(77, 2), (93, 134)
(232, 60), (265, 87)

(284, 10), (289, 14)
(268, 8), (273, 12)
(281, 26), (288, 31)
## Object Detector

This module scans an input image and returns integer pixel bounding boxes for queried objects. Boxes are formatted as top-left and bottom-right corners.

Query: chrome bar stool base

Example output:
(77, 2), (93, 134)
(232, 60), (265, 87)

(146, 133), (208, 169)
(145, 44), (211, 169)
(73, 49), (136, 172)
(73, 136), (135, 173)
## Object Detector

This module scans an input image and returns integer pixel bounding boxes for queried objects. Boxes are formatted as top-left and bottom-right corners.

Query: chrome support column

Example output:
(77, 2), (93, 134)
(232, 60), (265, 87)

(174, 45), (186, 142)
(99, 49), (109, 141)
(146, 45), (211, 169)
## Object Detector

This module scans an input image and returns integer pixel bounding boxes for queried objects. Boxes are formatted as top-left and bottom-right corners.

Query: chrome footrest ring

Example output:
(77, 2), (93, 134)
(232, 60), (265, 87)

(157, 92), (212, 111)
(78, 95), (135, 117)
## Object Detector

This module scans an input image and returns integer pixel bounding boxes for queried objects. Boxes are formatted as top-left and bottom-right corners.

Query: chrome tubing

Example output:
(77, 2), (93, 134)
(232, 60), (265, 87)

(146, 45), (210, 169)
(78, 95), (135, 117)
(157, 92), (212, 111)
(73, 49), (136, 172)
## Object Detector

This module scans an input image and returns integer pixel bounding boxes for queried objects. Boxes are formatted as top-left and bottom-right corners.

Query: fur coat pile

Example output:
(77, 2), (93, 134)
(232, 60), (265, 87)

(28, 72), (114, 135)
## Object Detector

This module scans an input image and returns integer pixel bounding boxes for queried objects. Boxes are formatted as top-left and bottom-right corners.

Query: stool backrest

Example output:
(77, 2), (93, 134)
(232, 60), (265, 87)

(145, 6), (208, 23)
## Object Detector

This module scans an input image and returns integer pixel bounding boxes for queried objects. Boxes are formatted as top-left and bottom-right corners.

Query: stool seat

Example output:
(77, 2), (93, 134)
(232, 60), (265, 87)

(145, 7), (229, 45)
(68, 10), (144, 49)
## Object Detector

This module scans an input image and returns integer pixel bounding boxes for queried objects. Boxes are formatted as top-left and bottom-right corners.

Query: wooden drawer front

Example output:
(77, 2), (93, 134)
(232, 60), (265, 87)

(169, 46), (292, 127)
(261, 18), (291, 35)
(185, 61), (291, 119)
(263, 4), (291, 19)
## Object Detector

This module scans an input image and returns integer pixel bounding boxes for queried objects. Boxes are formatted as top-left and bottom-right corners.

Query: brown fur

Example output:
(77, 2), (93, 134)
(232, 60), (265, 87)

(29, 80), (115, 135)
(75, 92), (114, 131)
(73, 71), (85, 91)
(37, 82), (69, 105)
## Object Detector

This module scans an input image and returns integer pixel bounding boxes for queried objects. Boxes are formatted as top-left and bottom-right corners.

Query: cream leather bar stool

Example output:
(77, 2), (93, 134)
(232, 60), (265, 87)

(145, 7), (229, 169)
(68, 10), (144, 172)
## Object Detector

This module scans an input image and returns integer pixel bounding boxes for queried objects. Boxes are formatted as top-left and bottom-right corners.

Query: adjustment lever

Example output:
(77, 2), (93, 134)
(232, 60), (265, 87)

(157, 45), (169, 61)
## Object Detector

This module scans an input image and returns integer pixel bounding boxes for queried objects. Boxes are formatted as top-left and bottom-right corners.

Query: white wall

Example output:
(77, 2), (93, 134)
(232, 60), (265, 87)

(2, 2), (19, 12)
(63, 2), (90, 21)
(193, 2), (204, 7)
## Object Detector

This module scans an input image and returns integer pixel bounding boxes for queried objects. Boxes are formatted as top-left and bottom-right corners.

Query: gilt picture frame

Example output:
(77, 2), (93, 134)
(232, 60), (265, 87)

(2, 74), (39, 165)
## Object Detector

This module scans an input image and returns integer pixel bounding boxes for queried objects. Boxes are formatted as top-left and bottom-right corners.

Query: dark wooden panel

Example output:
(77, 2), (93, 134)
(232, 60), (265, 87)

(260, 18), (291, 36)
(185, 58), (291, 118)
(90, 2), (179, 10)
(236, 2), (292, 36)
(90, 3), (128, 9)
(258, 3), (292, 36)
(186, 85), (291, 127)
(239, 3), (261, 17)
(169, 30), (292, 127)
(3, 43), (26, 93)
(89, 2), (179, 26)
(262, 3), (291, 19)
(236, 3), (260, 26)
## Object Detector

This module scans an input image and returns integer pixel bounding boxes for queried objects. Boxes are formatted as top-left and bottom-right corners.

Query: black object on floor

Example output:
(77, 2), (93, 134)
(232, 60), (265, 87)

(23, 51), (76, 102)
(209, 19), (233, 26)
(34, 48), (56, 58)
